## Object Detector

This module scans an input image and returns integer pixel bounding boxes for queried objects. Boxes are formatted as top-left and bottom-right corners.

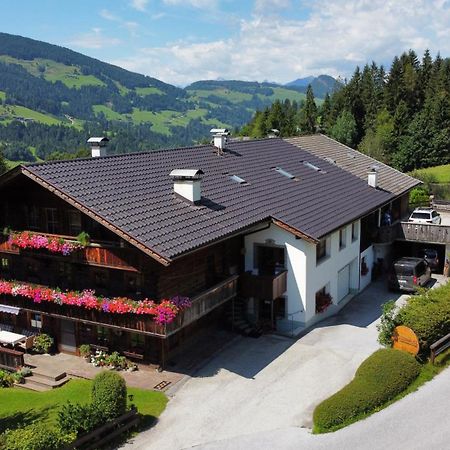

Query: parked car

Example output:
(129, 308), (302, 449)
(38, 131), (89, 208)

(418, 248), (440, 272)
(408, 207), (441, 224)
(387, 257), (432, 292)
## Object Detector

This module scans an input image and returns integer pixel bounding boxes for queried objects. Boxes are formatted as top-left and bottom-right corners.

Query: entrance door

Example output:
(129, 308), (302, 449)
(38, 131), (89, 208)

(338, 265), (350, 302)
(59, 320), (76, 353)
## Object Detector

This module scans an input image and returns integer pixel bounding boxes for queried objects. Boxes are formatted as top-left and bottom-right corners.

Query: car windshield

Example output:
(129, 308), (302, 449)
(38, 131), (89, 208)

(411, 212), (431, 219)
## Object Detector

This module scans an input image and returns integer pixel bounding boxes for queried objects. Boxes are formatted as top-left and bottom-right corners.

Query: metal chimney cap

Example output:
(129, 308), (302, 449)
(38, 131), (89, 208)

(170, 169), (204, 179)
(87, 137), (109, 145)
(210, 128), (230, 135)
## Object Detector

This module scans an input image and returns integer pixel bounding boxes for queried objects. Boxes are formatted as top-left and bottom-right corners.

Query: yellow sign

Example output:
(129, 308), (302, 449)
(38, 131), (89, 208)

(392, 325), (419, 355)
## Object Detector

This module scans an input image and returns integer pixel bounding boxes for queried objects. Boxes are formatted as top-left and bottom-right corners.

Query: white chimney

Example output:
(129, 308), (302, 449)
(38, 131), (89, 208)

(169, 169), (204, 204)
(368, 168), (378, 188)
(87, 136), (109, 158)
(210, 128), (230, 153)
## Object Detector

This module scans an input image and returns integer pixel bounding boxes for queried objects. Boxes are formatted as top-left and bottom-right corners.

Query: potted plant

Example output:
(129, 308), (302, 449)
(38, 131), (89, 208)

(79, 344), (91, 360)
(33, 333), (54, 354)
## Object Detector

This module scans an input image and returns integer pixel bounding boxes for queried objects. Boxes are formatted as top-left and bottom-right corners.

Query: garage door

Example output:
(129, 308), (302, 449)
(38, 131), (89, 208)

(338, 265), (350, 302)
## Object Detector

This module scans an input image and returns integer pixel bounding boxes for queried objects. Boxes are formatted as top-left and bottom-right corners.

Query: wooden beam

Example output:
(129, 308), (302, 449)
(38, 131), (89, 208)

(271, 218), (318, 244)
(21, 168), (171, 267)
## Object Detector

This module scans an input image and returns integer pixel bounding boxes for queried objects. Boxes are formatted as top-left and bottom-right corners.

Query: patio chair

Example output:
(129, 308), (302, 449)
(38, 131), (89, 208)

(17, 335), (35, 353)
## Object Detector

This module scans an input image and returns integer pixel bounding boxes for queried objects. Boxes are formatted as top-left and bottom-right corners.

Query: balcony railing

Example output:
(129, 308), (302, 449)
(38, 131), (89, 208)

(399, 222), (450, 244)
(240, 270), (287, 301)
(165, 275), (239, 336)
(1, 275), (239, 338)
(0, 232), (140, 271)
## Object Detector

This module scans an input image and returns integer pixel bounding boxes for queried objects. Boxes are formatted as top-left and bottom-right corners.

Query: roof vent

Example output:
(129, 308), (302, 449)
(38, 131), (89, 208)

(170, 169), (204, 204)
(210, 128), (230, 155)
(324, 157), (336, 165)
(368, 168), (378, 188)
(230, 174), (247, 185)
(87, 136), (109, 158)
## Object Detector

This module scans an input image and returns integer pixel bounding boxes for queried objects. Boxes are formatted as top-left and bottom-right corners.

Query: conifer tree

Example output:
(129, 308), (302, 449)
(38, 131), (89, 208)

(299, 85), (317, 134)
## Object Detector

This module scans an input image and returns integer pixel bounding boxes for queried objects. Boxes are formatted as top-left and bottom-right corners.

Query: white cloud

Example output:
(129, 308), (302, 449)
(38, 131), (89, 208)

(163, 0), (219, 9)
(254, 0), (291, 14)
(112, 0), (450, 85)
(68, 28), (121, 49)
(99, 9), (119, 21)
(130, 0), (149, 11)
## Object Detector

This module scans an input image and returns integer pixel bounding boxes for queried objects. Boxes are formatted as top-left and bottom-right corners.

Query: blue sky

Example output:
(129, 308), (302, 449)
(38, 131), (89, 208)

(1, 0), (450, 86)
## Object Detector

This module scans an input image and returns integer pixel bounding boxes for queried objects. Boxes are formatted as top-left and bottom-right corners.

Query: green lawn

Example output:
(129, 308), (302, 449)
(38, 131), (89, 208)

(0, 91), (5, 101)
(412, 164), (450, 183)
(93, 104), (128, 121)
(0, 378), (168, 433)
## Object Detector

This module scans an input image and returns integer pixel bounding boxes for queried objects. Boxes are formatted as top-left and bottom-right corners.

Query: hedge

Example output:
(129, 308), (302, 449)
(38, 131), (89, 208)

(396, 283), (450, 353)
(313, 349), (420, 433)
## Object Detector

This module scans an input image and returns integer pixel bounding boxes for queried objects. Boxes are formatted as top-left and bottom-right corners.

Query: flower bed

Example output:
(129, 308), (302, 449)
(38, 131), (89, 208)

(7, 231), (84, 256)
(0, 279), (191, 324)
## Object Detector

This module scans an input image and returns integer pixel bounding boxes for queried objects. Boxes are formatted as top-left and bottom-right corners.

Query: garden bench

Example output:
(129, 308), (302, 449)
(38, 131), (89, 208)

(430, 333), (450, 364)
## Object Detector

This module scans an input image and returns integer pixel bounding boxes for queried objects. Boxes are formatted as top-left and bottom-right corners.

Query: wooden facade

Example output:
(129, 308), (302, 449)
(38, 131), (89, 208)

(0, 174), (244, 364)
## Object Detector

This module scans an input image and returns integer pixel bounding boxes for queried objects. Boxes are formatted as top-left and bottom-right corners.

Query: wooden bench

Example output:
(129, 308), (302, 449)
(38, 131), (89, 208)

(90, 344), (109, 353)
(430, 333), (450, 364)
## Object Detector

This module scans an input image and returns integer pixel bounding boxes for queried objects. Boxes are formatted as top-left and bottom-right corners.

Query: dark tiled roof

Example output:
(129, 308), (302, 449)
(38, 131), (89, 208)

(286, 135), (420, 195)
(23, 138), (394, 261)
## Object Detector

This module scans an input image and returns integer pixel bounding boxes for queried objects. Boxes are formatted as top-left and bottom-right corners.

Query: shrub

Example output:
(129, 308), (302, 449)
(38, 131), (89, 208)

(2, 422), (73, 450)
(33, 333), (54, 354)
(76, 231), (90, 247)
(79, 344), (91, 358)
(313, 349), (420, 432)
(91, 371), (127, 420)
(107, 351), (127, 369)
(0, 370), (14, 388)
(377, 300), (398, 347)
(409, 186), (429, 207)
(396, 282), (450, 353)
(58, 401), (104, 436)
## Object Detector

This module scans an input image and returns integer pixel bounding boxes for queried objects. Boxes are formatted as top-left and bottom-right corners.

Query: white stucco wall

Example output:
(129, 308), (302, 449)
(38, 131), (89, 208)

(244, 220), (362, 327)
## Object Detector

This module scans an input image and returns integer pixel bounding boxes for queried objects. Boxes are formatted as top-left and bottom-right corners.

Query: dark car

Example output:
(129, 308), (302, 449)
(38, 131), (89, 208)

(418, 248), (440, 272)
(388, 257), (432, 292)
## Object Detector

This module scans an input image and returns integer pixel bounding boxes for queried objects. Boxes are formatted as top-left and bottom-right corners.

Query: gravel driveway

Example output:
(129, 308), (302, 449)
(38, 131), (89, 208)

(123, 279), (404, 450)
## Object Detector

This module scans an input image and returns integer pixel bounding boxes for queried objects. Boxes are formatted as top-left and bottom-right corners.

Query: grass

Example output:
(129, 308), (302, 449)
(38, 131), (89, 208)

(0, 56), (106, 89)
(313, 349), (450, 434)
(93, 104), (127, 121)
(0, 104), (62, 125)
(0, 91), (5, 101)
(412, 164), (450, 183)
(135, 86), (164, 96)
(0, 378), (168, 433)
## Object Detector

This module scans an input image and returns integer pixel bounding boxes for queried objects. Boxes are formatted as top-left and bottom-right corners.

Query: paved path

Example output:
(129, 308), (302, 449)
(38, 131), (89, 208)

(196, 367), (450, 450)
(124, 280), (401, 450)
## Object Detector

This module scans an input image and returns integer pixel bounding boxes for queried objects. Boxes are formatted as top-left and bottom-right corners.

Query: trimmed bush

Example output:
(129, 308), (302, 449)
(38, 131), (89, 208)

(313, 349), (420, 432)
(2, 422), (73, 450)
(58, 401), (104, 436)
(91, 371), (127, 420)
(396, 283), (450, 353)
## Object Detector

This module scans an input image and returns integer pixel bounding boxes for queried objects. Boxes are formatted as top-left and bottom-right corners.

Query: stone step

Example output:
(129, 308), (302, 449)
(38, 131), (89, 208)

(31, 369), (67, 382)
(16, 374), (71, 392)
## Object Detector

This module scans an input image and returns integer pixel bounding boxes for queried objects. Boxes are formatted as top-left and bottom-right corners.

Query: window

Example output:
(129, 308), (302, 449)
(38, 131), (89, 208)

(1, 258), (9, 269)
(31, 313), (42, 329)
(339, 228), (347, 250)
(97, 326), (109, 345)
(45, 208), (59, 233)
(27, 205), (40, 230)
(352, 222), (359, 242)
(316, 238), (328, 264)
(131, 333), (145, 351)
(68, 210), (82, 235)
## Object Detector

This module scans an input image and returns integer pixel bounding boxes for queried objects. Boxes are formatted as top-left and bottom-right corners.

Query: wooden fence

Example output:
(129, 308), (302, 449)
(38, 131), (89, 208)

(64, 407), (140, 450)
(0, 347), (24, 370)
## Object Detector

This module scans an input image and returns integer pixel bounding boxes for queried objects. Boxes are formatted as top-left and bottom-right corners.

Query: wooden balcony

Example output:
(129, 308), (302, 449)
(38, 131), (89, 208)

(398, 222), (450, 244)
(0, 232), (140, 271)
(240, 270), (287, 301)
(1, 275), (239, 338)
(165, 275), (239, 336)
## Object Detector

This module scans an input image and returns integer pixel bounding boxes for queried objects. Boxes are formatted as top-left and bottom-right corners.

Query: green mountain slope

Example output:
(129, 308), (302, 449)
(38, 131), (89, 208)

(0, 32), (332, 164)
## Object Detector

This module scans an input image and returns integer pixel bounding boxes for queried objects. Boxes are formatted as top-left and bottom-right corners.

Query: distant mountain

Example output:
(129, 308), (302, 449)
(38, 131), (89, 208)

(286, 76), (315, 87)
(286, 74), (341, 98)
(0, 32), (329, 165)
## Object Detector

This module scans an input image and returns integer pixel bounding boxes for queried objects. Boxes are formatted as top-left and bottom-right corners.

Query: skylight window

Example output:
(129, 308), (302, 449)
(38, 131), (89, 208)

(303, 161), (326, 173)
(274, 167), (295, 179)
(230, 175), (247, 185)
